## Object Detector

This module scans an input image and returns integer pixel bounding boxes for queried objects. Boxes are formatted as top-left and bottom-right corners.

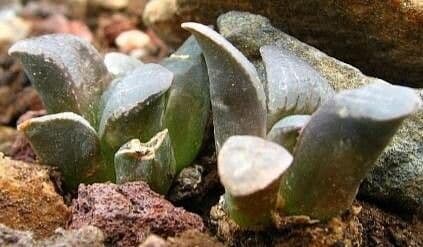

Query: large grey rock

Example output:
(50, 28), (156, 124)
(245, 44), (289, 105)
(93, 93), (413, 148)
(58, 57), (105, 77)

(143, 0), (423, 87)
(217, 11), (423, 216)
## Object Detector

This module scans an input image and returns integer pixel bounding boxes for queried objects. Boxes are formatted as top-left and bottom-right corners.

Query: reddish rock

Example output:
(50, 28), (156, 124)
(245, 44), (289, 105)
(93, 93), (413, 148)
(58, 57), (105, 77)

(30, 14), (93, 42)
(8, 110), (46, 163)
(70, 182), (205, 247)
(0, 50), (42, 125)
(97, 14), (137, 46)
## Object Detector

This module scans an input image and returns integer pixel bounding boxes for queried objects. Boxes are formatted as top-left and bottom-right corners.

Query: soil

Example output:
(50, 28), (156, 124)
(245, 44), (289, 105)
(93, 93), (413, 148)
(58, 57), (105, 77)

(359, 202), (423, 247)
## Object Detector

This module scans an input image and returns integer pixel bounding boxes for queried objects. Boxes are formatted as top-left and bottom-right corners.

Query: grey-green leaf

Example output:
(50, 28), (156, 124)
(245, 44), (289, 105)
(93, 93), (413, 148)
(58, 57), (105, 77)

(99, 64), (173, 152)
(279, 82), (422, 220)
(162, 36), (210, 172)
(182, 22), (267, 151)
(267, 115), (311, 153)
(18, 112), (112, 191)
(104, 52), (143, 78)
(114, 129), (176, 194)
(219, 135), (293, 229)
(9, 34), (111, 127)
(260, 45), (334, 128)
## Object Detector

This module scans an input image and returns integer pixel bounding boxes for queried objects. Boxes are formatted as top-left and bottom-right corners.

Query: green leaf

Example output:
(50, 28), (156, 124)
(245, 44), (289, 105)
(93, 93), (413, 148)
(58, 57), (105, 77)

(182, 23), (267, 151)
(99, 64), (173, 153)
(218, 135), (293, 229)
(114, 129), (176, 194)
(267, 115), (311, 153)
(260, 45), (334, 128)
(279, 81), (422, 220)
(162, 36), (210, 172)
(104, 52), (143, 78)
(18, 112), (113, 191)
(9, 34), (111, 127)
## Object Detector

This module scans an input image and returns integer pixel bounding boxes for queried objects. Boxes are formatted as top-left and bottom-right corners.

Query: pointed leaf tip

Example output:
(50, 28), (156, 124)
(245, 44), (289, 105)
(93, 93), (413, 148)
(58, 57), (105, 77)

(336, 81), (422, 121)
(182, 22), (267, 151)
(18, 112), (111, 191)
(9, 34), (111, 127)
(162, 35), (211, 172)
(99, 63), (173, 151)
(260, 45), (334, 127)
(278, 81), (421, 220)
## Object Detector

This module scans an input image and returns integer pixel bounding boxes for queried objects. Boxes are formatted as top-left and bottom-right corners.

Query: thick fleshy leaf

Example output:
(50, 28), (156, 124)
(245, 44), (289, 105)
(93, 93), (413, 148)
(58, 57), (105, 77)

(260, 45), (334, 128)
(279, 82), (422, 220)
(267, 115), (311, 153)
(219, 136), (293, 229)
(104, 52), (143, 78)
(9, 34), (111, 127)
(114, 129), (176, 194)
(99, 64), (173, 152)
(18, 112), (113, 191)
(182, 22), (267, 151)
(162, 36), (210, 172)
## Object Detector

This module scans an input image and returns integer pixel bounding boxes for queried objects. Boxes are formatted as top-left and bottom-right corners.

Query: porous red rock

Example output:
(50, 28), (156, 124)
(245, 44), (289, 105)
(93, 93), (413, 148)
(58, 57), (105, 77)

(69, 182), (205, 247)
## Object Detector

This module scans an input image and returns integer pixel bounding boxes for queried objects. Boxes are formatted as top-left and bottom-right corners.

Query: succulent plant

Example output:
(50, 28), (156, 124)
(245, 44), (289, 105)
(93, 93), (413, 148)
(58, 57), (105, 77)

(9, 33), (210, 192)
(260, 45), (334, 128)
(218, 135), (293, 229)
(183, 23), (422, 228)
(267, 115), (311, 153)
(161, 36), (210, 172)
(181, 22), (267, 152)
(279, 81), (422, 220)
(115, 129), (176, 194)
(8, 21), (422, 231)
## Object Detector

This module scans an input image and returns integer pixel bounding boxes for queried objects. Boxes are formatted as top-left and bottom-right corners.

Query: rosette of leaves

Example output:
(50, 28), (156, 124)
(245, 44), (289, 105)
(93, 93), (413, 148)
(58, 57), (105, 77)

(9, 34), (210, 192)
(182, 22), (422, 228)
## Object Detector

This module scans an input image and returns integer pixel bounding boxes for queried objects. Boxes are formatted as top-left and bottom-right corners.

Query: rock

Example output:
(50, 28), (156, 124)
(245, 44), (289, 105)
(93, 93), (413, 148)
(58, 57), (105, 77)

(139, 235), (167, 247)
(143, 0), (423, 87)
(143, 0), (185, 47)
(127, 0), (149, 16)
(40, 226), (105, 247)
(8, 110), (46, 163)
(166, 230), (224, 247)
(0, 126), (18, 154)
(97, 14), (137, 46)
(167, 153), (223, 215)
(0, 3), (30, 45)
(20, 1), (68, 19)
(0, 224), (35, 247)
(0, 154), (70, 238)
(168, 165), (204, 202)
(139, 231), (224, 247)
(359, 90), (423, 217)
(216, 11), (423, 217)
(115, 30), (153, 54)
(31, 14), (93, 42)
(69, 182), (205, 247)
(0, 87), (43, 125)
(91, 0), (129, 10)
(0, 50), (43, 125)
(0, 224), (105, 247)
